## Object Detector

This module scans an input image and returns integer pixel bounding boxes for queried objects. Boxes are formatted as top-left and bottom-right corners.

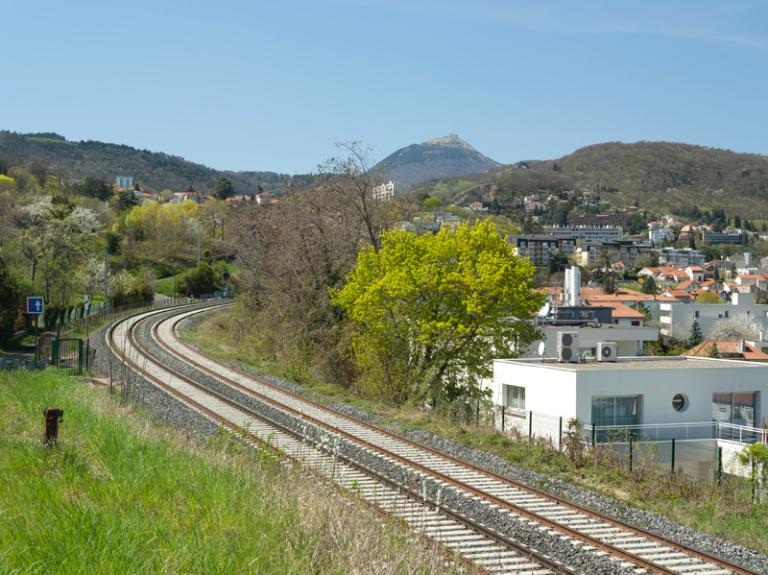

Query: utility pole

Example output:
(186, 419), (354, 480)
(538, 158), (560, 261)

(103, 245), (110, 312)
(196, 222), (203, 263)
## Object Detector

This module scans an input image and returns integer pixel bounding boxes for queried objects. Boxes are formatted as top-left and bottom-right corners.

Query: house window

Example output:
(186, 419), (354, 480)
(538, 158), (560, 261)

(591, 395), (641, 427)
(506, 385), (525, 411)
(712, 392), (757, 427)
(631, 320), (640, 326)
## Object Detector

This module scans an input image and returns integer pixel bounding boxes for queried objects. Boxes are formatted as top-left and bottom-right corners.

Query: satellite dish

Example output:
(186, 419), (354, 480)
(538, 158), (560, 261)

(537, 341), (546, 356)
(537, 302), (551, 318)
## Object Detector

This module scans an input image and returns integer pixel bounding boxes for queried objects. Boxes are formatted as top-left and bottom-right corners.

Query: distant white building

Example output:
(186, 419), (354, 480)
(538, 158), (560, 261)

(657, 247), (706, 267)
(372, 181), (395, 202)
(544, 224), (622, 242)
(658, 291), (768, 339)
(116, 176), (133, 190)
(648, 221), (675, 245)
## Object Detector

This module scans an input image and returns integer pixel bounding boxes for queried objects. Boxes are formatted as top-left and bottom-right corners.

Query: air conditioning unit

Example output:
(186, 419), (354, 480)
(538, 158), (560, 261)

(557, 331), (579, 363)
(597, 341), (618, 362)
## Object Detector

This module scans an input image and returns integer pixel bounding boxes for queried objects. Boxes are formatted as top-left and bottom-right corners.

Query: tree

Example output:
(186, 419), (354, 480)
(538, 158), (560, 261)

(320, 142), (389, 252)
(737, 443), (768, 502)
(708, 342), (720, 358)
(0, 256), (20, 344)
(77, 256), (109, 300)
(229, 147), (394, 386)
(695, 291), (721, 304)
(116, 190), (139, 211)
(179, 261), (218, 297)
(688, 320), (703, 347)
(332, 221), (544, 404)
(548, 250), (569, 277)
(76, 177), (113, 201)
(17, 199), (99, 308)
(641, 275), (657, 294)
(212, 177), (235, 200)
(710, 316), (762, 340)
(600, 268), (616, 294)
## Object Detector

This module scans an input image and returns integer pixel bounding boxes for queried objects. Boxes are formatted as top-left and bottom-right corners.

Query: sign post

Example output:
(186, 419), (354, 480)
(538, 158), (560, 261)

(222, 271), (230, 298)
(27, 297), (44, 363)
(84, 294), (90, 370)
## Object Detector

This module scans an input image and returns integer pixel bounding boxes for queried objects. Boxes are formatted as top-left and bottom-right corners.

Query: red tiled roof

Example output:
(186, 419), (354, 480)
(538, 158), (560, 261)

(686, 340), (768, 361)
(586, 289), (679, 303)
(597, 301), (646, 319)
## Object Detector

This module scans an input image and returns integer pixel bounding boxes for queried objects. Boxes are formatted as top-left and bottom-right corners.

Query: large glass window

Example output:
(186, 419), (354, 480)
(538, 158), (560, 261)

(506, 385), (525, 411)
(713, 392), (757, 427)
(591, 395), (641, 427)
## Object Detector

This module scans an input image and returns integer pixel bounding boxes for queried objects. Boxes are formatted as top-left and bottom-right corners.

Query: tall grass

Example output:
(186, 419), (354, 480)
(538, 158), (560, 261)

(0, 371), (452, 575)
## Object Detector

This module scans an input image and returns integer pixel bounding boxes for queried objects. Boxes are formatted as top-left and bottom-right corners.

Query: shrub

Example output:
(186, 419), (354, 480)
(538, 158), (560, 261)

(179, 262), (219, 297)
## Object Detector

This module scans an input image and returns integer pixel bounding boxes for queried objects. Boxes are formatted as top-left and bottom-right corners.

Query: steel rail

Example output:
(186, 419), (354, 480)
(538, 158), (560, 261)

(106, 308), (570, 575)
(161, 304), (759, 575)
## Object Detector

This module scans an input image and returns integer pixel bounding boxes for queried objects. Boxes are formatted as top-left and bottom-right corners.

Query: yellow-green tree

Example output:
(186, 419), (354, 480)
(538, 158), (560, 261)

(332, 221), (543, 404)
(696, 291), (721, 304)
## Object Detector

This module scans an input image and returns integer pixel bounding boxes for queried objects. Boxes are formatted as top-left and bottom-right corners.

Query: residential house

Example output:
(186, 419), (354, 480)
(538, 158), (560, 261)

(685, 266), (705, 282)
(648, 221), (675, 245)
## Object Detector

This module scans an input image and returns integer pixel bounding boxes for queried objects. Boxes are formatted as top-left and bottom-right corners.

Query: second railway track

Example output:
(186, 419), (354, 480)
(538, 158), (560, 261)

(105, 303), (761, 575)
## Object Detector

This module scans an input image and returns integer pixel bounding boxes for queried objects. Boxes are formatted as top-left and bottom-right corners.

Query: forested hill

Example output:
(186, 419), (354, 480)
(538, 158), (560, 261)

(0, 131), (313, 195)
(416, 141), (768, 217)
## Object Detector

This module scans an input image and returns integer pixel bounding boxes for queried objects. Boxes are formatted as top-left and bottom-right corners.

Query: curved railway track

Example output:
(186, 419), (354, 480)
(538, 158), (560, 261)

(105, 304), (760, 575)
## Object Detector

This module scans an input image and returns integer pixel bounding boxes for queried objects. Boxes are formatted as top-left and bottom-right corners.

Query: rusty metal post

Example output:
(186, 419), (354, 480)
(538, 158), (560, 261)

(43, 407), (64, 446)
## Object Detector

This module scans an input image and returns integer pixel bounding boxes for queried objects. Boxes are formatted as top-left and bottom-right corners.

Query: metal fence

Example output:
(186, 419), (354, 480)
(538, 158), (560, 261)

(51, 338), (84, 375)
(592, 438), (721, 482)
(716, 421), (768, 444)
(0, 357), (45, 371)
(63, 296), (188, 337)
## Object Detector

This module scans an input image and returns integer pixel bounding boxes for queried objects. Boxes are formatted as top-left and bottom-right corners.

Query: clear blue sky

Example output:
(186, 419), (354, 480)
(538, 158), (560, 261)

(2, 1), (766, 174)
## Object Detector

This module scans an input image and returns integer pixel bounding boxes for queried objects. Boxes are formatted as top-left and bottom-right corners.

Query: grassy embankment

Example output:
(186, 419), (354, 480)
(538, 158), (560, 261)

(184, 309), (768, 555)
(0, 370), (453, 575)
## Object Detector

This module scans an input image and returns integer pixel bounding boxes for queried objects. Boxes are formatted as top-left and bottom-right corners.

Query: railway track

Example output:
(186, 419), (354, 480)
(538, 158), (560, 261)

(106, 304), (760, 575)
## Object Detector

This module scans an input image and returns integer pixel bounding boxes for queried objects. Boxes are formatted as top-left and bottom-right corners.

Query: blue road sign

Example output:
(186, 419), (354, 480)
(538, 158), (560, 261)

(27, 296), (44, 315)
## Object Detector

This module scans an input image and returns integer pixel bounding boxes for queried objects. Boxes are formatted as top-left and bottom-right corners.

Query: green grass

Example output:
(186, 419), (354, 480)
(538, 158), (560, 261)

(0, 370), (450, 574)
(154, 274), (181, 297)
(184, 309), (768, 555)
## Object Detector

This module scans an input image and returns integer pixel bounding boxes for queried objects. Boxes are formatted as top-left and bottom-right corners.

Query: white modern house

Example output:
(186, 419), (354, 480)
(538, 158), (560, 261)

(658, 291), (768, 339)
(487, 356), (767, 433)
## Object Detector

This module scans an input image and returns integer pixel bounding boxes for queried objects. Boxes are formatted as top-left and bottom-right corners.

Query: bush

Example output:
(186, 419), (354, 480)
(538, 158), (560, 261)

(109, 269), (155, 307)
(0, 257), (20, 343)
(179, 262), (219, 297)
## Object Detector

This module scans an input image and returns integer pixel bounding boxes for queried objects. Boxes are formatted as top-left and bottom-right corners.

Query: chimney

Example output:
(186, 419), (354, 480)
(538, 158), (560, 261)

(565, 266), (581, 306)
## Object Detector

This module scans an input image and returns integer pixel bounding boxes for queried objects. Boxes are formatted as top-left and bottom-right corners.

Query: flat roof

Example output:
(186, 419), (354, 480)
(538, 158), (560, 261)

(497, 356), (768, 371)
